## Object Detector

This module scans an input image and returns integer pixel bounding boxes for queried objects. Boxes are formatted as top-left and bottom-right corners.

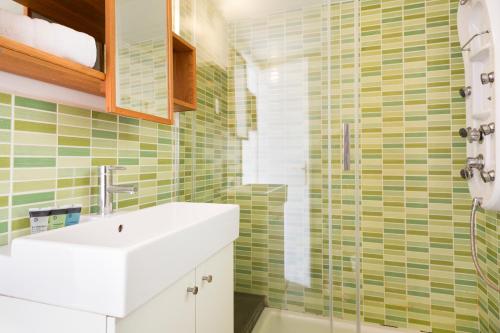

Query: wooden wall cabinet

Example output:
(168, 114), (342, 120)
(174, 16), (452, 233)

(173, 33), (197, 112)
(0, 36), (106, 96)
(5, 0), (106, 96)
(6, 0), (197, 124)
(105, 0), (175, 124)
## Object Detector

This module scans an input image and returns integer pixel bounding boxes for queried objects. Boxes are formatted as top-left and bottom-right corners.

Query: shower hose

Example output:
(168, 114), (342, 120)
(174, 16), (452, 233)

(469, 198), (500, 292)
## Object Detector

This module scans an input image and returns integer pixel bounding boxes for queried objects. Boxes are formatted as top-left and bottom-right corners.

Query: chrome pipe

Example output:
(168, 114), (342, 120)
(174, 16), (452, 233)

(469, 198), (500, 292)
(461, 30), (490, 52)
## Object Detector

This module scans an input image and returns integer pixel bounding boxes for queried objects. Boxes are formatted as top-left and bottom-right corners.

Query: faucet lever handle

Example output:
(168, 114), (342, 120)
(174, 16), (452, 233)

(109, 166), (126, 171)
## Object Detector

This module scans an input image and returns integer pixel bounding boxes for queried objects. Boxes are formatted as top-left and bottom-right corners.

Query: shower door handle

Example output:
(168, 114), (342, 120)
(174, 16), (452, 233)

(343, 123), (350, 171)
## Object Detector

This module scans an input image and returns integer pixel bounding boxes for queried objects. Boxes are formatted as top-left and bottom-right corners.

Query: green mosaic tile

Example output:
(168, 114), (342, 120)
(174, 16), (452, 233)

(0, 93), (11, 105)
(12, 192), (54, 206)
(59, 105), (91, 118)
(92, 129), (117, 140)
(14, 96), (56, 112)
(14, 158), (55, 168)
(58, 137), (91, 147)
(58, 147), (90, 157)
(14, 121), (56, 134)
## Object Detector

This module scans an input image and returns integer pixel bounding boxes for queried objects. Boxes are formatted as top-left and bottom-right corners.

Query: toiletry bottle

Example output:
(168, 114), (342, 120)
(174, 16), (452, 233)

(48, 208), (67, 230)
(65, 206), (82, 226)
(29, 208), (50, 234)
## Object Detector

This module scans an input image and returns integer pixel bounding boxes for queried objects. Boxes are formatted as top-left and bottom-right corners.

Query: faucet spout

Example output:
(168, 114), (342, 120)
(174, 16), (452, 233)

(107, 185), (138, 195)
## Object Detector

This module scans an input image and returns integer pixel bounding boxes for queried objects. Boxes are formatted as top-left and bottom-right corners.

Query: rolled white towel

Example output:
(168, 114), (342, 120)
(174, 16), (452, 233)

(32, 18), (60, 57)
(52, 22), (97, 68)
(0, 9), (97, 68)
(0, 9), (34, 47)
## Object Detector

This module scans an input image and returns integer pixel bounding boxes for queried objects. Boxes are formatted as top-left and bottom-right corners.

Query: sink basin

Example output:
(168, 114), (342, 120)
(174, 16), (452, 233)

(0, 202), (239, 317)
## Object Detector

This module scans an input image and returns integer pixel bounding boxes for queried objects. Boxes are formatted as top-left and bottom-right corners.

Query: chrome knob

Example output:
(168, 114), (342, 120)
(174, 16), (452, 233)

(187, 286), (199, 295)
(460, 168), (473, 180)
(459, 86), (472, 98)
(461, 155), (485, 181)
(469, 128), (482, 143)
(202, 275), (213, 283)
(467, 154), (485, 170)
(481, 72), (495, 85)
(459, 127), (482, 143)
(480, 123), (495, 136)
(481, 170), (495, 183)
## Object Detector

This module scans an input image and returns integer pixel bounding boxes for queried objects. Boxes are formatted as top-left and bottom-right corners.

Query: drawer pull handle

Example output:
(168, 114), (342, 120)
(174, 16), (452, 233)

(187, 286), (199, 295)
(202, 275), (213, 283)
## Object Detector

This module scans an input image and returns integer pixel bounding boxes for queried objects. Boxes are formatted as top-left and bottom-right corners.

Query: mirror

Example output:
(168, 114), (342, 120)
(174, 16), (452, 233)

(106, 0), (174, 124)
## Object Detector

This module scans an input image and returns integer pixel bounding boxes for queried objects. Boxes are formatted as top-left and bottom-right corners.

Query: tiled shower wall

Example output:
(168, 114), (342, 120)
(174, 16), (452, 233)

(359, 0), (498, 332)
(228, 1), (499, 333)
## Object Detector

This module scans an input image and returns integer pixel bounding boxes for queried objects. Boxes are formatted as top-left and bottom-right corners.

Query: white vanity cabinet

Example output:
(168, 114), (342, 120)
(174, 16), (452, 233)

(196, 243), (234, 333)
(0, 244), (234, 333)
(108, 270), (197, 333)
(109, 245), (233, 333)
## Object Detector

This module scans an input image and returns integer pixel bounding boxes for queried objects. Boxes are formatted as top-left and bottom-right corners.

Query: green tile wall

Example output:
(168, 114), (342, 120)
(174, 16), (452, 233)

(175, 0), (228, 204)
(228, 185), (288, 307)
(0, 93), (10, 245)
(359, 0), (498, 332)
(1, 96), (178, 241)
(228, 1), (499, 333)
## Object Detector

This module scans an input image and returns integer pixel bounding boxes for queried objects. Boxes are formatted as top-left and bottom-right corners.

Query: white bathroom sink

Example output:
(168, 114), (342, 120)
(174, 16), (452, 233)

(0, 202), (239, 317)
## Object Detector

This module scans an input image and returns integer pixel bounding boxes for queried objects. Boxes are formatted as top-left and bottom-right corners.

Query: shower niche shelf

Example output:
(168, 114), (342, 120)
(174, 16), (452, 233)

(458, 0), (500, 210)
(172, 33), (197, 112)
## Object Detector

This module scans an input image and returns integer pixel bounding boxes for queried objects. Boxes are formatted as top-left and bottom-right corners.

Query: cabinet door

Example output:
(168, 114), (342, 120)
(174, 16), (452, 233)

(105, 0), (174, 124)
(112, 270), (196, 333)
(196, 245), (234, 333)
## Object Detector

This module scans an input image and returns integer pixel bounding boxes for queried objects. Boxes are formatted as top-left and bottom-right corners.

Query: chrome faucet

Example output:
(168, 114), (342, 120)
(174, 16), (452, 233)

(98, 166), (137, 216)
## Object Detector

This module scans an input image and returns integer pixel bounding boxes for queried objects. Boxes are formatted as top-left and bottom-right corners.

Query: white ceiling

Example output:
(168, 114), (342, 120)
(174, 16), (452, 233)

(213, 0), (325, 21)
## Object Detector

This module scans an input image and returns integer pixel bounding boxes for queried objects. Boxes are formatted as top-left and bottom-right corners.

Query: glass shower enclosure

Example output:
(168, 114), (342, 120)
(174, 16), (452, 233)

(225, 0), (363, 332)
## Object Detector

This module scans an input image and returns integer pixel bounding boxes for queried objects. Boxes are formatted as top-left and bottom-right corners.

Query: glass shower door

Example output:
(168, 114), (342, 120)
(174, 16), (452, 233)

(329, 0), (362, 332)
(329, 0), (361, 332)
(228, 1), (331, 316)
(227, 0), (362, 332)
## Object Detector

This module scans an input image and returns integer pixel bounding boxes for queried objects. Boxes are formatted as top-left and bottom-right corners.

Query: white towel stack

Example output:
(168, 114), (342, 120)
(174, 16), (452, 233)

(0, 9), (97, 68)
(32, 18), (58, 55)
(0, 9), (34, 47)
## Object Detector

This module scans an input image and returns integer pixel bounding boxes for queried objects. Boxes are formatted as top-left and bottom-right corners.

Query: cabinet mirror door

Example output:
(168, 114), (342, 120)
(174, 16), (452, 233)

(106, 0), (174, 124)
